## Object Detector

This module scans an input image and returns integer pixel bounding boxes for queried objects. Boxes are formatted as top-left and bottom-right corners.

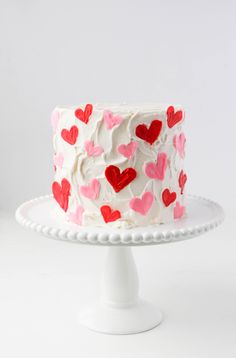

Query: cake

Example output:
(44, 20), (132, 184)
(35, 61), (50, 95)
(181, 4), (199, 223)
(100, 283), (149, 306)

(51, 103), (187, 229)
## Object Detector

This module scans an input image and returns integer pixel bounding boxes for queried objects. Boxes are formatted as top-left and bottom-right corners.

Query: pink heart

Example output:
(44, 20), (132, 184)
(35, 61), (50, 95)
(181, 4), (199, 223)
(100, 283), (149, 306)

(174, 201), (185, 219)
(103, 110), (123, 129)
(129, 191), (154, 216)
(80, 179), (100, 200)
(53, 152), (64, 168)
(117, 141), (138, 159)
(173, 133), (186, 158)
(51, 110), (60, 133)
(84, 140), (104, 157)
(68, 205), (84, 225)
(145, 152), (167, 180)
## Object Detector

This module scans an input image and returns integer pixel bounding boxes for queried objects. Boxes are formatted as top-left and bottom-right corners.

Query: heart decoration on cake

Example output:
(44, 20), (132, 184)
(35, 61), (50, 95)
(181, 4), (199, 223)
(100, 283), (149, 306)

(179, 170), (187, 194)
(162, 188), (177, 207)
(100, 205), (121, 223)
(68, 205), (84, 225)
(80, 179), (100, 200)
(129, 191), (154, 216)
(117, 141), (138, 159)
(173, 133), (186, 158)
(51, 110), (60, 133)
(167, 106), (183, 128)
(52, 103), (187, 228)
(52, 178), (71, 212)
(105, 165), (137, 193)
(103, 110), (124, 129)
(174, 201), (185, 219)
(135, 119), (162, 145)
(53, 152), (64, 168)
(61, 125), (78, 145)
(84, 140), (104, 157)
(145, 152), (167, 180)
(75, 104), (93, 124)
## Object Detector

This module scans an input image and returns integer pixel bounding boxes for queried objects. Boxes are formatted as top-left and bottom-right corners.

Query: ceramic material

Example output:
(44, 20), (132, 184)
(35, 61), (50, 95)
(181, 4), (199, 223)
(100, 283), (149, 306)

(79, 247), (162, 334)
(15, 195), (224, 246)
(15, 195), (224, 334)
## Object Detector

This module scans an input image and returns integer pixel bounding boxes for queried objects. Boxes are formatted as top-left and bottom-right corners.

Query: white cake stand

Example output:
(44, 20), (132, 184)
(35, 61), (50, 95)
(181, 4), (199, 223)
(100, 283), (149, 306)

(15, 195), (224, 335)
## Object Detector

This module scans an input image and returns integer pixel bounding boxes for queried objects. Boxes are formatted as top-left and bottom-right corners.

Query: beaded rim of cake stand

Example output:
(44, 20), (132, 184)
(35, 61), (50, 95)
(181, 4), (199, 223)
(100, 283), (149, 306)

(15, 195), (224, 246)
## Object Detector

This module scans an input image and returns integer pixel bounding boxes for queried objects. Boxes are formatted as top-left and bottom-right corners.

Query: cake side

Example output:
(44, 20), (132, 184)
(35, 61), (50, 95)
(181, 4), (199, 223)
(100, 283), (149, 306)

(51, 103), (187, 228)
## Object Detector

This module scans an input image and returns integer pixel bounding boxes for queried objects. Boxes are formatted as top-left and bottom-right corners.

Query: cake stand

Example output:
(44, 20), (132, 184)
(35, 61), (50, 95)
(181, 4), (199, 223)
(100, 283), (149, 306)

(15, 195), (224, 335)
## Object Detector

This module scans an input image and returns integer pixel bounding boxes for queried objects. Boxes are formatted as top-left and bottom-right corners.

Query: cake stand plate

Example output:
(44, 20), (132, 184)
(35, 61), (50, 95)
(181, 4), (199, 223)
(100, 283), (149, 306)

(15, 195), (224, 334)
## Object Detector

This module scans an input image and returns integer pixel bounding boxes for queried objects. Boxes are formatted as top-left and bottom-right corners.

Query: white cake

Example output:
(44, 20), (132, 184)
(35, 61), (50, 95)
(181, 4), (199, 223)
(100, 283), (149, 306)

(51, 103), (187, 228)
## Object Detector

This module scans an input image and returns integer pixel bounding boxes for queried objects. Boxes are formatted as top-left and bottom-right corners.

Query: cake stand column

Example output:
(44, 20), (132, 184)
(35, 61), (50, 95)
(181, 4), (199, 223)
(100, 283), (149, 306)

(79, 246), (162, 335)
(101, 247), (139, 307)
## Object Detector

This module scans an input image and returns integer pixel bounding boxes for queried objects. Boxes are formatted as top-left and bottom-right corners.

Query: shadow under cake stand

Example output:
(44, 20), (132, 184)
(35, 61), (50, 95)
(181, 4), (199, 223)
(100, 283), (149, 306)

(15, 195), (224, 335)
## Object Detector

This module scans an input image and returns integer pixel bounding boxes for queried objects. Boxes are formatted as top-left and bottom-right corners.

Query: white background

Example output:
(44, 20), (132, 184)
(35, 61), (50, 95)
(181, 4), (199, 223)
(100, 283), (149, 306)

(0, 1), (236, 357)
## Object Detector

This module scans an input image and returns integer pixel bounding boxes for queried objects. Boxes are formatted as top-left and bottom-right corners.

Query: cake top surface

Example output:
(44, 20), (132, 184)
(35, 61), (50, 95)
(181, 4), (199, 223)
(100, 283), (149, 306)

(55, 103), (183, 114)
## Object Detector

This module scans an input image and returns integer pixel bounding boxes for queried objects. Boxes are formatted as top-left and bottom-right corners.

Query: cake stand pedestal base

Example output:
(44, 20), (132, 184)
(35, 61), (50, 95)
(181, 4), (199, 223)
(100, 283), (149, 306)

(79, 299), (162, 335)
(79, 247), (162, 334)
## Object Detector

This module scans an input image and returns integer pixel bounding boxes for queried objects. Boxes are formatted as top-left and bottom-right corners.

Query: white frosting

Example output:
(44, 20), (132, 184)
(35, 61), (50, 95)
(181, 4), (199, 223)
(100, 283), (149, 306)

(52, 103), (186, 228)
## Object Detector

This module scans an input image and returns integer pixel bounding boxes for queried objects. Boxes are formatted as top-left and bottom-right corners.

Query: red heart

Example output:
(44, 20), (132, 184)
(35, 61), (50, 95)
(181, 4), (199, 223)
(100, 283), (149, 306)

(167, 106), (183, 128)
(135, 120), (162, 145)
(52, 178), (71, 212)
(75, 104), (93, 124)
(179, 170), (187, 194)
(162, 188), (177, 207)
(105, 165), (137, 193)
(100, 205), (121, 223)
(61, 125), (78, 145)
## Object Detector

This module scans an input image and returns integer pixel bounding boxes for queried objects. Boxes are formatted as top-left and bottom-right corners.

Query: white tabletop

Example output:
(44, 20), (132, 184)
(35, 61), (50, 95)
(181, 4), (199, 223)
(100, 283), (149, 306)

(0, 210), (235, 358)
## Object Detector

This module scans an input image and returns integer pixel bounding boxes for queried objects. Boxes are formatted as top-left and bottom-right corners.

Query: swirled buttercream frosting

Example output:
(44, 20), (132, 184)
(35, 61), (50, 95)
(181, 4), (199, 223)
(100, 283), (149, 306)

(51, 103), (187, 228)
